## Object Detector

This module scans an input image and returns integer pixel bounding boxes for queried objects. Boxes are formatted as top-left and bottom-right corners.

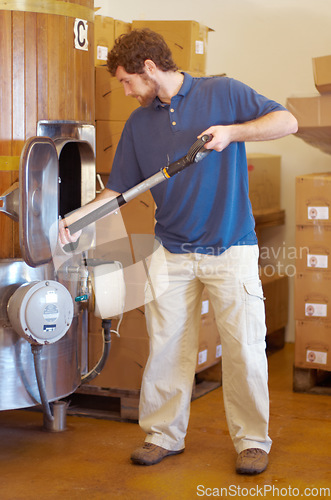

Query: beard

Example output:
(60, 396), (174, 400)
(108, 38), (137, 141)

(136, 73), (160, 107)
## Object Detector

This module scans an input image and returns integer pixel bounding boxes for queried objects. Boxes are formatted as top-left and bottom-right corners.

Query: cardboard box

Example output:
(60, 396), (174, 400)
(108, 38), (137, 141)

(94, 16), (131, 67)
(95, 15), (115, 67)
(296, 173), (331, 226)
(295, 320), (331, 371)
(287, 95), (331, 128)
(247, 153), (281, 211)
(88, 315), (220, 391)
(313, 55), (331, 94)
(131, 20), (213, 74)
(260, 269), (288, 333)
(295, 272), (331, 321)
(88, 332), (150, 390)
(89, 306), (147, 339)
(114, 19), (131, 40)
(296, 225), (331, 273)
(95, 67), (140, 121)
(196, 315), (220, 373)
(196, 289), (221, 372)
(89, 289), (216, 342)
(121, 191), (155, 235)
(96, 120), (126, 173)
(286, 95), (331, 155)
(88, 288), (220, 390)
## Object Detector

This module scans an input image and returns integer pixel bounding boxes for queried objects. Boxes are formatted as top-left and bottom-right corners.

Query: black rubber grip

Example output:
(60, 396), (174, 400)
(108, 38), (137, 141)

(163, 155), (191, 178)
(162, 135), (212, 178)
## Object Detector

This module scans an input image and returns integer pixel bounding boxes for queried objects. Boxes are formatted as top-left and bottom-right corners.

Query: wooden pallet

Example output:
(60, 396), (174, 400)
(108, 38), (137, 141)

(293, 365), (331, 395)
(66, 386), (141, 422)
(66, 360), (222, 422)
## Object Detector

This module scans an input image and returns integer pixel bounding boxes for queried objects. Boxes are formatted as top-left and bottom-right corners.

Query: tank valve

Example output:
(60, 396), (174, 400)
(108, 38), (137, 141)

(75, 294), (89, 302)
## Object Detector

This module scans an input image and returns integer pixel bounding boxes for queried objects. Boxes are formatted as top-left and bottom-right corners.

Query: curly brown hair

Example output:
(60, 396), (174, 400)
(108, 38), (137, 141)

(107, 28), (178, 76)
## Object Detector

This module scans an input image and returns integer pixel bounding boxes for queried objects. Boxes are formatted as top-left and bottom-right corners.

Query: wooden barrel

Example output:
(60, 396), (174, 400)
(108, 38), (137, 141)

(0, 0), (95, 258)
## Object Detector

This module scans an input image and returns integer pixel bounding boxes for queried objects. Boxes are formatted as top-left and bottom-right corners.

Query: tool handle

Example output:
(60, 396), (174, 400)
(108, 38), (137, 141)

(162, 134), (212, 178)
(62, 196), (124, 253)
(162, 155), (191, 178)
(66, 195), (125, 235)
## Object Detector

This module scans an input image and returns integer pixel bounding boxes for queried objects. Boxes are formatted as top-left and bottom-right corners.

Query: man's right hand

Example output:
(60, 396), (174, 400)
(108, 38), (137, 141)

(58, 217), (82, 247)
(57, 187), (121, 248)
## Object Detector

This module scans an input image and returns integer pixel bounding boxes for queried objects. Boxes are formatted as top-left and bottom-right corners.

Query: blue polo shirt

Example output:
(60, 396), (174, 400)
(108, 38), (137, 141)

(106, 73), (286, 254)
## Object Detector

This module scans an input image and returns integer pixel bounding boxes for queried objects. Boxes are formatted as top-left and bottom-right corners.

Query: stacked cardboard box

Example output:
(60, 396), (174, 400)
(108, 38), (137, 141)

(246, 153), (289, 344)
(131, 20), (213, 75)
(91, 19), (220, 391)
(286, 54), (331, 155)
(196, 291), (222, 373)
(286, 94), (331, 156)
(247, 153), (281, 212)
(93, 16), (152, 392)
(94, 15), (131, 67)
(260, 268), (289, 336)
(313, 55), (331, 94)
(95, 19), (213, 174)
(295, 173), (331, 371)
(95, 67), (140, 173)
(94, 15), (139, 174)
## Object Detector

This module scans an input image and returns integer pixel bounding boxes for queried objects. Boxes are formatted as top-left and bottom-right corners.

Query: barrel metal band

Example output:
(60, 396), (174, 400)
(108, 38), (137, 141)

(0, 1), (94, 22)
(0, 157), (20, 171)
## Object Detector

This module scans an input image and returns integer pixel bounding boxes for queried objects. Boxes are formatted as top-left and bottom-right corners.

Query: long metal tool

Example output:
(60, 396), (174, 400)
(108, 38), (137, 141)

(66, 134), (212, 236)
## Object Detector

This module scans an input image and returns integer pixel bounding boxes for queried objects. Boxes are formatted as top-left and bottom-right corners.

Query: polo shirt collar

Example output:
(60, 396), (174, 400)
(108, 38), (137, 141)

(153, 72), (193, 109)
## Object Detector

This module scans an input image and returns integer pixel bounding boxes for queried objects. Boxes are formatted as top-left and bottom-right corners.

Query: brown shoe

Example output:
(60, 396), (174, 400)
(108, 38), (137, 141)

(236, 448), (268, 475)
(131, 442), (184, 465)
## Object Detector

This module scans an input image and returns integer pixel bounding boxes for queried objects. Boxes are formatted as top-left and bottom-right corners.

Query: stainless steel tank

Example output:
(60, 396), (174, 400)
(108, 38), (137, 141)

(0, 121), (95, 412)
(0, 259), (84, 410)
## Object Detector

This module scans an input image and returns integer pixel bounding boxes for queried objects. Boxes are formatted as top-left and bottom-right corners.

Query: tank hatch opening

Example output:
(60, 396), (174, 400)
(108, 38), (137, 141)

(59, 142), (82, 218)
(57, 139), (96, 219)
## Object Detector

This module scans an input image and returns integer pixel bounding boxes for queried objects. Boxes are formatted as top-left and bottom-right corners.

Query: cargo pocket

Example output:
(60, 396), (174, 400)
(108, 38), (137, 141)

(243, 278), (266, 345)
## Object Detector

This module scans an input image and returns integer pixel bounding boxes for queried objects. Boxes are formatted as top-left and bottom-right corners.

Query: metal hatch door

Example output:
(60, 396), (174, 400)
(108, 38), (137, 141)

(19, 136), (59, 267)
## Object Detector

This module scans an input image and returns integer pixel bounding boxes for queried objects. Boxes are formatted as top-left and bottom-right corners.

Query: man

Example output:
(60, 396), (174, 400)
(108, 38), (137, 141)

(60, 28), (297, 474)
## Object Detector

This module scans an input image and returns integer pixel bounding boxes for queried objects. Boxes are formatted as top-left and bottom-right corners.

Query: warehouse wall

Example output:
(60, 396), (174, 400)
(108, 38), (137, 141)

(94, 0), (331, 342)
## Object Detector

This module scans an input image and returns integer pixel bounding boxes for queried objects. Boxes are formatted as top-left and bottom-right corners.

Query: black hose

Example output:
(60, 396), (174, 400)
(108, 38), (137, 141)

(31, 344), (54, 422)
(81, 319), (112, 385)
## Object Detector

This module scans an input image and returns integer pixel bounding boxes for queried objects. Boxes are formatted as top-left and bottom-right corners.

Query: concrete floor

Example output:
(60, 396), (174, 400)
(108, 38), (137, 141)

(0, 343), (330, 499)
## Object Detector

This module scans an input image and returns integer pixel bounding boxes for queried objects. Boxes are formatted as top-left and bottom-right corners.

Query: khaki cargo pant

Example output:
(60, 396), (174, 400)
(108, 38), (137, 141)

(139, 244), (272, 454)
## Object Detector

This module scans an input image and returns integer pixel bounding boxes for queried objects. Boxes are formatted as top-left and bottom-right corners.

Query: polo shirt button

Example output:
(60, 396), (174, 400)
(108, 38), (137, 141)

(170, 108), (175, 113)
(172, 121), (176, 126)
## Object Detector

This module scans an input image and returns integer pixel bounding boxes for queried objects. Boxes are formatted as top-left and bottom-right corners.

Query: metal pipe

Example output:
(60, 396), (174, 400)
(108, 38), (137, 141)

(31, 345), (69, 432)
(43, 401), (68, 432)
(31, 344), (54, 423)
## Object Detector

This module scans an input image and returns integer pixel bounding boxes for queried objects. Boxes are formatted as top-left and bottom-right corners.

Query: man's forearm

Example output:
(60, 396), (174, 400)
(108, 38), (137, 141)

(201, 110), (298, 152)
(59, 187), (120, 244)
(63, 187), (120, 227)
(229, 110), (298, 142)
